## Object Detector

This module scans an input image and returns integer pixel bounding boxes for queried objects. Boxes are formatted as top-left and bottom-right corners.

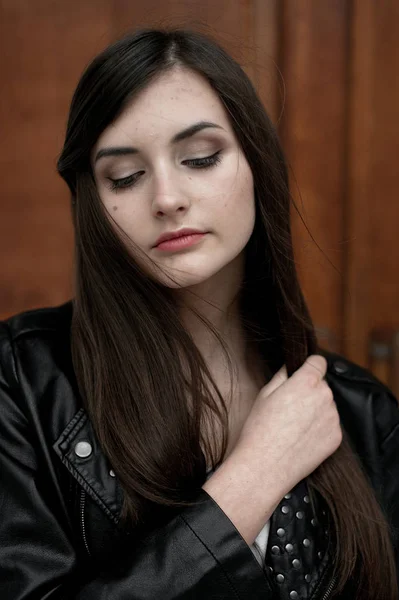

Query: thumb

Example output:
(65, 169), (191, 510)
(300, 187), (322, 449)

(262, 364), (288, 397)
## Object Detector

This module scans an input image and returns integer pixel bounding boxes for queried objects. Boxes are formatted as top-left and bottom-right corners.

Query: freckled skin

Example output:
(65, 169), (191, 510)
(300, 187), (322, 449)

(91, 67), (255, 291)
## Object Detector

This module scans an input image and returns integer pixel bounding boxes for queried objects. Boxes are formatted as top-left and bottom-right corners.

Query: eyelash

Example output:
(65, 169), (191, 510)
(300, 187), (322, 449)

(107, 150), (222, 193)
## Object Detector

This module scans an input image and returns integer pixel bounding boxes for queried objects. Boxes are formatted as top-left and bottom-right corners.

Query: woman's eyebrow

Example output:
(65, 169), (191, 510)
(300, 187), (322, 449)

(94, 120), (225, 164)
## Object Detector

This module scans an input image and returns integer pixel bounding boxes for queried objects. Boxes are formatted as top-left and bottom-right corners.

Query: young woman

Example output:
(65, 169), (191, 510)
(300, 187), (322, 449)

(1, 28), (398, 600)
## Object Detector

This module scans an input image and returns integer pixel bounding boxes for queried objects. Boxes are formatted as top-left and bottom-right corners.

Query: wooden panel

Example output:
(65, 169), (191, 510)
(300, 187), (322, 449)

(251, 0), (280, 122)
(370, 1), (399, 330)
(344, 0), (376, 366)
(345, 0), (399, 368)
(0, 0), (113, 319)
(278, 0), (349, 352)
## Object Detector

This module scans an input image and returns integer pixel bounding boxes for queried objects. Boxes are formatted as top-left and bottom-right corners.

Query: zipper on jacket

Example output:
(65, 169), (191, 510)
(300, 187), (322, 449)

(80, 489), (91, 558)
(320, 574), (337, 600)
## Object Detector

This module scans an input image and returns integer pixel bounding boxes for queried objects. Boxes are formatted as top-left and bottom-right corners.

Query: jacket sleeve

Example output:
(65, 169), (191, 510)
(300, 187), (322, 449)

(379, 409), (399, 577)
(0, 323), (271, 600)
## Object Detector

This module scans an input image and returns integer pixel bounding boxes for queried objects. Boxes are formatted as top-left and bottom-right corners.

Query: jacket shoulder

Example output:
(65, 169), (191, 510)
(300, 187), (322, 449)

(321, 348), (399, 444)
(0, 301), (78, 425)
(3, 301), (73, 341)
(322, 348), (391, 387)
(0, 301), (74, 390)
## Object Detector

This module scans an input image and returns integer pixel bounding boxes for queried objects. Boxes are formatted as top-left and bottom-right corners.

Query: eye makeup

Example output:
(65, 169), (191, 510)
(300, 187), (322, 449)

(106, 150), (223, 193)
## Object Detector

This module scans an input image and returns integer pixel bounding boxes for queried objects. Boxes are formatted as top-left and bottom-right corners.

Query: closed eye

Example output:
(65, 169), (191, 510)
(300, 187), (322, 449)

(106, 150), (222, 193)
(183, 150), (222, 168)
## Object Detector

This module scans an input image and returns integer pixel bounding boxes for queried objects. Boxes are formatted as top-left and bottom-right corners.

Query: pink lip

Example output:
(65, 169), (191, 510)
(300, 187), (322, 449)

(155, 233), (207, 251)
(154, 228), (205, 246)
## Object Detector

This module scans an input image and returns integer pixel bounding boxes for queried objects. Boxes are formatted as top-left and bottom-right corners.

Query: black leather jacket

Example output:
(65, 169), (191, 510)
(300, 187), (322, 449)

(1, 302), (399, 599)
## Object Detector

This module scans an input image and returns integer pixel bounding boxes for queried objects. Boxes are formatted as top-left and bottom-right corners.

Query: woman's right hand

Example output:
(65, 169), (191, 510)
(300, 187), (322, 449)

(235, 354), (343, 496)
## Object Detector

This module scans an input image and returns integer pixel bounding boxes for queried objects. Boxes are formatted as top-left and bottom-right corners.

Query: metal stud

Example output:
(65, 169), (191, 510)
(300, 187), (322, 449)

(284, 493), (292, 499)
(303, 495), (310, 503)
(302, 538), (311, 547)
(109, 469), (116, 477)
(276, 574), (285, 583)
(305, 574), (311, 583)
(277, 528), (285, 537)
(318, 551), (323, 559)
(292, 559), (301, 569)
(311, 518), (317, 526)
(333, 360), (348, 374)
(296, 511), (304, 519)
(281, 505), (290, 514)
(74, 441), (92, 458)
(271, 545), (280, 555)
(289, 591), (299, 600)
(285, 543), (294, 553)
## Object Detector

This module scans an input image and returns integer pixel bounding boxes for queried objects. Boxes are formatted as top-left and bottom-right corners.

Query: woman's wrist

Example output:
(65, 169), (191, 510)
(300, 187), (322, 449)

(202, 446), (284, 546)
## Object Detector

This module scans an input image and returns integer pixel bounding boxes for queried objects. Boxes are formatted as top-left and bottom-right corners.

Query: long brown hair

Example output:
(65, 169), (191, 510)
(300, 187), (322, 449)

(57, 27), (397, 598)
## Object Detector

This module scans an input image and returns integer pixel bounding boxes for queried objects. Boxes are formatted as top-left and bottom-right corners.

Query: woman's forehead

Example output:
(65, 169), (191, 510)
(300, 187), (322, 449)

(92, 68), (231, 154)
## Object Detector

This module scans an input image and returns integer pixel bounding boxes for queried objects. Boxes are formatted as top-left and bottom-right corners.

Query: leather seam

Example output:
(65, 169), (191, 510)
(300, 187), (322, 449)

(57, 410), (88, 449)
(179, 515), (242, 599)
(3, 322), (20, 388)
(380, 421), (399, 448)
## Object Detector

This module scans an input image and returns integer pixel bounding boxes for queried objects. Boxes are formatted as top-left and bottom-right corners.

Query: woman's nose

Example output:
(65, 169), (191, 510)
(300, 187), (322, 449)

(151, 173), (190, 217)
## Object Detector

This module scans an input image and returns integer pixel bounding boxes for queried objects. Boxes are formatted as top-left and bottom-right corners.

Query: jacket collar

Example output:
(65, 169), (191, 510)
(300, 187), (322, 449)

(53, 407), (123, 524)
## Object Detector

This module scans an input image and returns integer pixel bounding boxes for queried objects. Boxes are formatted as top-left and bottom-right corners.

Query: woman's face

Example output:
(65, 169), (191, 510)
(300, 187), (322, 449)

(92, 67), (255, 289)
